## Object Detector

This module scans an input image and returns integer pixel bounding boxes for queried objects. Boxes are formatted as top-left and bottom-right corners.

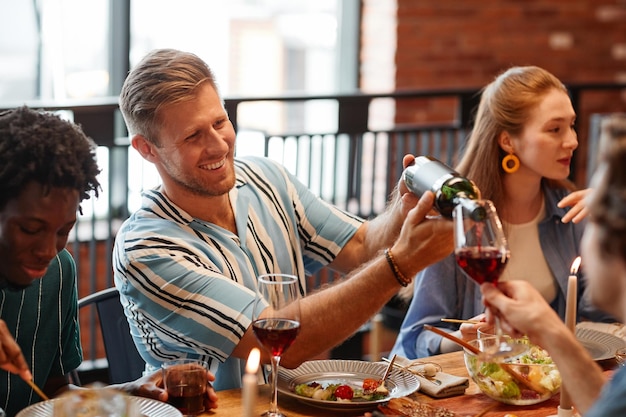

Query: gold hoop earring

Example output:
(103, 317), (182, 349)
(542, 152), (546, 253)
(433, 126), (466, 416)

(502, 153), (520, 173)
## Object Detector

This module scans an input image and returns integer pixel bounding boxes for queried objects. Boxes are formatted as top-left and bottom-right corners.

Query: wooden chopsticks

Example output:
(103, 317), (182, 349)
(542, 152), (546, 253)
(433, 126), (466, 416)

(441, 318), (481, 325)
(380, 354), (397, 383)
(424, 324), (480, 353)
(25, 378), (49, 401)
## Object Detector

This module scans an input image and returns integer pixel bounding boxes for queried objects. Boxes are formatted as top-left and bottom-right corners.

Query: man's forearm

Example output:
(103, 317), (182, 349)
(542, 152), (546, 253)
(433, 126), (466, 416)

(329, 188), (405, 273)
(281, 254), (402, 367)
(362, 189), (404, 255)
(541, 327), (605, 413)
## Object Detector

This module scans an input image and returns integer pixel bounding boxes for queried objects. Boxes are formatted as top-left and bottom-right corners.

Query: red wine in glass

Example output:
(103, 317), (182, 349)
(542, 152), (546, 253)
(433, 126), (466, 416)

(455, 247), (509, 285)
(453, 199), (525, 359)
(252, 318), (300, 357)
(253, 273), (301, 417)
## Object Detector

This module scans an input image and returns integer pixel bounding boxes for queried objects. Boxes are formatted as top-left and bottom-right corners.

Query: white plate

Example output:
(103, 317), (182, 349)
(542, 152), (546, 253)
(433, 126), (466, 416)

(277, 359), (420, 411)
(16, 396), (182, 417)
(576, 327), (626, 361)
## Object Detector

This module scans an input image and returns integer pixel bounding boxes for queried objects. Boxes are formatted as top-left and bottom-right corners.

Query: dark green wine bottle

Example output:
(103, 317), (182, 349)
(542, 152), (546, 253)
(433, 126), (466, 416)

(402, 156), (486, 220)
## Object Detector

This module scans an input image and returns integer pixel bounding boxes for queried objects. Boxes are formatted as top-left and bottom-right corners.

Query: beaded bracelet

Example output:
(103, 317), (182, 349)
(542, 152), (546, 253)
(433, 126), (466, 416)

(384, 248), (411, 287)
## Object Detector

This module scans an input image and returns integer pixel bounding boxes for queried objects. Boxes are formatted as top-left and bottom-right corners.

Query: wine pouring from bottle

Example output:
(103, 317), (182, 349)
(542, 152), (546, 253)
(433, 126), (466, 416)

(402, 156), (487, 221)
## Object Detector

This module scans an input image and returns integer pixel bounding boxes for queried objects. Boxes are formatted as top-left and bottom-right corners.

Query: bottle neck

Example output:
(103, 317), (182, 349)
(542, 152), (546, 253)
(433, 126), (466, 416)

(454, 195), (487, 221)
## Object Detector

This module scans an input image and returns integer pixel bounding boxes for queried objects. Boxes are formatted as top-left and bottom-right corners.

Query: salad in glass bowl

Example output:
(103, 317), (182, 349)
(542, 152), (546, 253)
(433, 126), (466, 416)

(463, 336), (561, 405)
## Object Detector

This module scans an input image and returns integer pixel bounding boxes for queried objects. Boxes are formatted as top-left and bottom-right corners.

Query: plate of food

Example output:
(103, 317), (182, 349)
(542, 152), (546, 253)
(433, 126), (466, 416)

(16, 396), (181, 417)
(576, 327), (626, 361)
(277, 359), (420, 411)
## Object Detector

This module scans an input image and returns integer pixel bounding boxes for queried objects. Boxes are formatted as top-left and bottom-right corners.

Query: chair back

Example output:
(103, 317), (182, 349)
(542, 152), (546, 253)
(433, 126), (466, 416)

(78, 287), (145, 384)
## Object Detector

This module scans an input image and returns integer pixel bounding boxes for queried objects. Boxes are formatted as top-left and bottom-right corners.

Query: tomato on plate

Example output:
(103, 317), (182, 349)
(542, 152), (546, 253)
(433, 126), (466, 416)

(334, 384), (354, 400)
(362, 378), (381, 391)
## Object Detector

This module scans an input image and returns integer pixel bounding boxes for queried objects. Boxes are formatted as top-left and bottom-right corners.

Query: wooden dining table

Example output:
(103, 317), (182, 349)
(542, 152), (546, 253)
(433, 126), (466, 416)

(199, 350), (617, 417)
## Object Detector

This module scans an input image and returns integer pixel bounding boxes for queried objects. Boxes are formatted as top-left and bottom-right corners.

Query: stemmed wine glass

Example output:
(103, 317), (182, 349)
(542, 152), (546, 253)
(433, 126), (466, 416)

(252, 273), (301, 417)
(453, 199), (527, 358)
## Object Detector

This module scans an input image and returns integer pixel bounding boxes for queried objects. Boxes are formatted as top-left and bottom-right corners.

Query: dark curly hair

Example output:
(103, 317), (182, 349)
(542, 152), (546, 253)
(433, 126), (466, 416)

(0, 106), (101, 210)
(588, 114), (626, 261)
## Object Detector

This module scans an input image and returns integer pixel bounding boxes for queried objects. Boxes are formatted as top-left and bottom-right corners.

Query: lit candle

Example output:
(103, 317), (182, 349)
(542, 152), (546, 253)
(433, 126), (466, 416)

(243, 348), (260, 417)
(559, 256), (581, 415)
(564, 256), (581, 333)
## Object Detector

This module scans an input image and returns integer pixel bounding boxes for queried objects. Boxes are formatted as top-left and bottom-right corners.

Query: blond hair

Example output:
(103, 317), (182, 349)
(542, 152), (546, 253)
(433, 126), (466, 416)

(119, 49), (220, 145)
(457, 66), (575, 217)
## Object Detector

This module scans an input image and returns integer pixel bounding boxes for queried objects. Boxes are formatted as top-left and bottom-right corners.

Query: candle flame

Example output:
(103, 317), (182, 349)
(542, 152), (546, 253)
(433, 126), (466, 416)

(570, 256), (582, 275)
(246, 347), (260, 374)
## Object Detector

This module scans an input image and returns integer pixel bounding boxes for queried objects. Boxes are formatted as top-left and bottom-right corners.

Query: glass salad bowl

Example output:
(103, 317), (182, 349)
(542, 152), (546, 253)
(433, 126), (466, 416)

(463, 336), (561, 406)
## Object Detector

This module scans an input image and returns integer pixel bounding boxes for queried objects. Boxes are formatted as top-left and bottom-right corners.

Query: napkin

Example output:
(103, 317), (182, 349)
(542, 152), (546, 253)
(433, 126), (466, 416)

(414, 371), (469, 398)
(392, 356), (469, 398)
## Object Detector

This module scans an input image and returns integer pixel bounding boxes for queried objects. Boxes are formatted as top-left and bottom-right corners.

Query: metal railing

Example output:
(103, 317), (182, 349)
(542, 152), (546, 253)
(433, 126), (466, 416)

(2, 82), (624, 365)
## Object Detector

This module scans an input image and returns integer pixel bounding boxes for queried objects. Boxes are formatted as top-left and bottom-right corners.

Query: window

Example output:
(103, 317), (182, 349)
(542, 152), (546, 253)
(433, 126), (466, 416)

(0, 0), (353, 100)
(0, 0), (358, 216)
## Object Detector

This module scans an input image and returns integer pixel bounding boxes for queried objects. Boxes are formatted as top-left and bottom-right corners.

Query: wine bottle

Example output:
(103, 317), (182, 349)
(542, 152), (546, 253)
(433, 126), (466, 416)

(402, 156), (486, 220)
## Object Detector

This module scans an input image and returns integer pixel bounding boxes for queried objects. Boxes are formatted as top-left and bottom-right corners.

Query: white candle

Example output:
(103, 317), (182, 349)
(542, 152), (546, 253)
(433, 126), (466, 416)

(370, 313), (383, 362)
(243, 348), (260, 417)
(560, 256), (581, 413)
(564, 256), (581, 333)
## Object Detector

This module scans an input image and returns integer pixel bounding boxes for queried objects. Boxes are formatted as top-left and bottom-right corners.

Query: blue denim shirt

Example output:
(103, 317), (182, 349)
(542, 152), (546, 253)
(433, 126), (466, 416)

(585, 365), (626, 416)
(391, 184), (615, 359)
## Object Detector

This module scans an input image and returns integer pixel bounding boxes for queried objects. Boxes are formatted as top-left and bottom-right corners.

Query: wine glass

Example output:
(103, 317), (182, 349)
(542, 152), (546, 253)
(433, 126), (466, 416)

(453, 199), (527, 359)
(252, 273), (301, 417)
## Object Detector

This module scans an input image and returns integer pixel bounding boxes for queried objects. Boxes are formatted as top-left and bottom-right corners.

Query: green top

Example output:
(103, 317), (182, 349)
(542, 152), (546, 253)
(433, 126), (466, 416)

(0, 249), (82, 417)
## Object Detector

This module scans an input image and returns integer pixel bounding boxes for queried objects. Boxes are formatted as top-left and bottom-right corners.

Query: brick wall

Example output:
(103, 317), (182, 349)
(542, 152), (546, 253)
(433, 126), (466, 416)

(362, 0), (626, 185)
(67, 242), (112, 362)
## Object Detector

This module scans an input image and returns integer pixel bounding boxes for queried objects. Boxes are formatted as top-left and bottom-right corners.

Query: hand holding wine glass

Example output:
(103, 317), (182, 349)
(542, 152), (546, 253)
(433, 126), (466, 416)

(453, 199), (526, 359)
(252, 274), (301, 417)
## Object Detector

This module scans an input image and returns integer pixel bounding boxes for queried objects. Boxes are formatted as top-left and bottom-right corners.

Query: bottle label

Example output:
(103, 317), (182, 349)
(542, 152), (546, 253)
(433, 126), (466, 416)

(402, 156), (480, 218)
(403, 159), (455, 196)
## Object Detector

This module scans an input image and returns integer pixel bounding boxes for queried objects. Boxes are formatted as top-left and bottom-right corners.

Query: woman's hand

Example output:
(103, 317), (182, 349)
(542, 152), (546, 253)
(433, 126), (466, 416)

(0, 319), (32, 381)
(439, 314), (486, 354)
(558, 188), (591, 223)
(459, 313), (487, 341)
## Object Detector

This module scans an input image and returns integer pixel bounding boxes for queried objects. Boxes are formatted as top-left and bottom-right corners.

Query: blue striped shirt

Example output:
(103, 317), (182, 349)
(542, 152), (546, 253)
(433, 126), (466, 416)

(113, 156), (363, 390)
